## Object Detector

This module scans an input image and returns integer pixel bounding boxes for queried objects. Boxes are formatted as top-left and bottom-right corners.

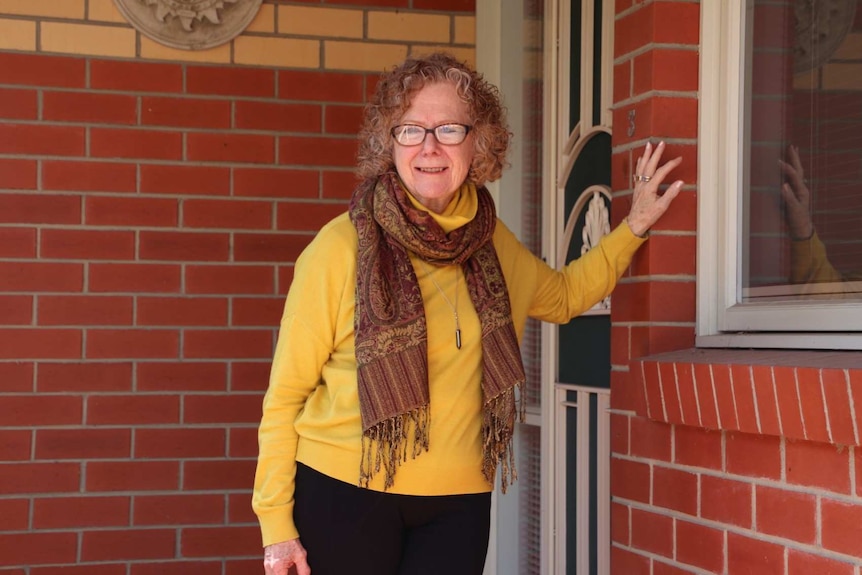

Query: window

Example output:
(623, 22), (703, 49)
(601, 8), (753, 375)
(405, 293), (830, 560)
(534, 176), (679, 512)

(697, 0), (862, 349)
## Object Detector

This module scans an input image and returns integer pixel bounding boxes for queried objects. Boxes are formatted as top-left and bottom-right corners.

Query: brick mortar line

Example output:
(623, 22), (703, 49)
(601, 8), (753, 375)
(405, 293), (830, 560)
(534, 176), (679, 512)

(768, 367), (785, 442)
(1, 119), (363, 139)
(612, 451), (861, 504)
(821, 371), (835, 445)
(0, 391), (266, 396)
(613, 0), (702, 20)
(749, 365), (763, 435)
(0, 85), (374, 108)
(845, 369), (861, 448)
(794, 368), (809, 440)
(706, 364), (723, 429)
(2, 479), (259, 493)
(611, 136), (698, 151)
(612, 498), (862, 567)
(0, 295), (283, 301)
(607, 321), (697, 328)
(691, 360), (704, 427)
(0, 157), (362, 171)
(728, 363), (741, 432)
(816, 495), (823, 548)
(611, 542), (717, 575)
(0, 357), (265, 362)
(612, 42), (701, 66)
(657, 355), (669, 422)
(640, 361), (652, 421)
(0, 221), (325, 230)
(1, 55), (460, 77)
(0, 90), (364, 107)
(3, 424), (253, 434)
(0, 18), (470, 41)
(612, 89), (700, 111)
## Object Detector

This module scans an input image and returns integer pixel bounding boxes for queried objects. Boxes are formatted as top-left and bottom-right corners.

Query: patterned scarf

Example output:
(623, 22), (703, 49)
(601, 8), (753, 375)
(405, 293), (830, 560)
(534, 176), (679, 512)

(349, 172), (526, 492)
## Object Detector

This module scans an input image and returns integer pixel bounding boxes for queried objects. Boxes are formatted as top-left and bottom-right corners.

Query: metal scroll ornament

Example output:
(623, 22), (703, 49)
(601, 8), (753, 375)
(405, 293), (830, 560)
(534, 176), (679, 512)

(793, 0), (858, 73)
(114, 0), (262, 50)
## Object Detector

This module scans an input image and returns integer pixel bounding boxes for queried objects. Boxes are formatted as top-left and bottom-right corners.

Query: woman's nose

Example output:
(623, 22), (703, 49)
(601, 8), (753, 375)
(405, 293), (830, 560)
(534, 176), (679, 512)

(420, 132), (441, 152)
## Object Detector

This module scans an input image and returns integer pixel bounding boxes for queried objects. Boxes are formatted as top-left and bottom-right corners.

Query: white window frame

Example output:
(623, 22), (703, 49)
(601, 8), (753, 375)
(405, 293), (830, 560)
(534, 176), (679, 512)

(696, 0), (862, 350)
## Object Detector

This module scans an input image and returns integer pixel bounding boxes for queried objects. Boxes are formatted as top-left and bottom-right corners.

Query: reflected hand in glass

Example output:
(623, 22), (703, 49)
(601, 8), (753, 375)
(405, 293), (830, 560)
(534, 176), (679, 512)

(778, 144), (814, 241)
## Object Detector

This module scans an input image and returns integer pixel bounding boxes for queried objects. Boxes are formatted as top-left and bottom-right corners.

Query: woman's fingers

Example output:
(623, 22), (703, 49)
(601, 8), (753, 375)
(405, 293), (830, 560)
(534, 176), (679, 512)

(789, 144), (804, 176)
(626, 141), (684, 236)
(296, 559), (312, 575)
(781, 182), (800, 208)
(643, 140), (665, 177)
(778, 148), (814, 239)
(651, 155), (683, 186)
(263, 556), (290, 575)
(263, 539), (311, 575)
(634, 141), (680, 186)
(634, 141), (659, 179)
(778, 158), (809, 205)
(634, 142), (649, 175)
(778, 158), (800, 183)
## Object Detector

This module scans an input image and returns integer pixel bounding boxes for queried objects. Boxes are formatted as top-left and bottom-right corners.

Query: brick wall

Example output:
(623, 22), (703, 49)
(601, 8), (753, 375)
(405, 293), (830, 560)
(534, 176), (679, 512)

(610, 2), (862, 574)
(0, 1), (474, 572)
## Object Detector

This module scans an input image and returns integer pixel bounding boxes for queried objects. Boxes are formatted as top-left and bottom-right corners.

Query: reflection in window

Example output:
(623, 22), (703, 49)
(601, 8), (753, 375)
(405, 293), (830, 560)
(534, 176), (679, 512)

(744, 0), (862, 302)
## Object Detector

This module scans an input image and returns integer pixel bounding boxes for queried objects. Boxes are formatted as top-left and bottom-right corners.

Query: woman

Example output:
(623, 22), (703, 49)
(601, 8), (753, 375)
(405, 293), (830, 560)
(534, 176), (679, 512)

(253, 52), (683, 575)
(780, 144), (857, 290)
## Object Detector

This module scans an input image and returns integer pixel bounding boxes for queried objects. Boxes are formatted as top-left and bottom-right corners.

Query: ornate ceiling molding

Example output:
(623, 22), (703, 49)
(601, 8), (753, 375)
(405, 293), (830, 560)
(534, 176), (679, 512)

(114, 0), (262, 50)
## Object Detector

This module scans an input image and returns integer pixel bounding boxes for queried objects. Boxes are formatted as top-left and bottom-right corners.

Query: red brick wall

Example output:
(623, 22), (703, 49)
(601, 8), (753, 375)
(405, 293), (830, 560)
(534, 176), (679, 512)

(0, 48), (370, 572)
(609, 0), (700, 366)
(610, 2), (862, 574)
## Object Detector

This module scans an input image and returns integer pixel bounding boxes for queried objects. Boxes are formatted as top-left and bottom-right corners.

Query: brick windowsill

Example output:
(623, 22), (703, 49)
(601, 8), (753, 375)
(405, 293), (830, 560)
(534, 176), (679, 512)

(632, 348), (862, 446)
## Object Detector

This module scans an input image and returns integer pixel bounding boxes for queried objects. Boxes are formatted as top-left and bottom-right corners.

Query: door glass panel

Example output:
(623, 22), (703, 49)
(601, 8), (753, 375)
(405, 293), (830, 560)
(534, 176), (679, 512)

(522, 0), (546, 410)
(518, 424), (542, 574)
(564, 392), (601, 575)
(559, 132), (612, 389)
(569, 0), (582, 131)
(517, 2), (545, 575)
(565, 401), (578, 574)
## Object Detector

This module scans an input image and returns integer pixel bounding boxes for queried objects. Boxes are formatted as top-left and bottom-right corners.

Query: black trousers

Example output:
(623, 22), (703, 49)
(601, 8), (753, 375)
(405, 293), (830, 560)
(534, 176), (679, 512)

(294, 462), (492, 575)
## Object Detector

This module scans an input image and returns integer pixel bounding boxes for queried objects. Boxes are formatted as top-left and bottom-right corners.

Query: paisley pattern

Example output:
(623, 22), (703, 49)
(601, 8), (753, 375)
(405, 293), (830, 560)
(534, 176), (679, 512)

(349, 173), (526, 491)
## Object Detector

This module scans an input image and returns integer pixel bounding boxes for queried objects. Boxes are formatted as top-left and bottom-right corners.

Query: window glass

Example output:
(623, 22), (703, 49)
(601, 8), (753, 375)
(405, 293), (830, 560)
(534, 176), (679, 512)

(744, 0), (862, 303)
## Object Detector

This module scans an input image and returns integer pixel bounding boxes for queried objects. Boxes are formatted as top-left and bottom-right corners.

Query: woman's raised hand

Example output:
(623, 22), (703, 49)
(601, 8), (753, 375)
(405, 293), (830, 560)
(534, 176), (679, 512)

(264, 538), (311, 575)
(625, 141), (684, 237)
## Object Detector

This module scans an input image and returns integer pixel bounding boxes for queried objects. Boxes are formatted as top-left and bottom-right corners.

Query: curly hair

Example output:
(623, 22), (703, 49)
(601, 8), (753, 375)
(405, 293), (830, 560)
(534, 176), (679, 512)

(356, 53), (511, 187)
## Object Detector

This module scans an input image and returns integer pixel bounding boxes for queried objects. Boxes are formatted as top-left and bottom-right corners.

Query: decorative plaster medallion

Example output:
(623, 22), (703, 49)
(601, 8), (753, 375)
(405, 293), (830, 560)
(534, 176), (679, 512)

(793, 0), (857, 73)
(114, 0), (262, 50)
(581, 191), (612, 310)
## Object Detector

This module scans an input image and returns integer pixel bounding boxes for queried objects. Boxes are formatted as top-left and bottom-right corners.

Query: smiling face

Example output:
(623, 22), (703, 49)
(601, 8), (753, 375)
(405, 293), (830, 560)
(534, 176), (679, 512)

(392, 82), (475, 213)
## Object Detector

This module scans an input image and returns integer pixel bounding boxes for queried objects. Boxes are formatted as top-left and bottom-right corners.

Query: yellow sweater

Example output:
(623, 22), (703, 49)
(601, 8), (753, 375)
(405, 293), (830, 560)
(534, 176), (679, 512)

(253, 187), (645, 546)
(790, 231), (843, 285)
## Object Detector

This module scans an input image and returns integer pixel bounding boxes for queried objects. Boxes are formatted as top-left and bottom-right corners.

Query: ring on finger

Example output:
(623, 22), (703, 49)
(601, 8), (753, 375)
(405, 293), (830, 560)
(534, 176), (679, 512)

(632, 174), (652, 183)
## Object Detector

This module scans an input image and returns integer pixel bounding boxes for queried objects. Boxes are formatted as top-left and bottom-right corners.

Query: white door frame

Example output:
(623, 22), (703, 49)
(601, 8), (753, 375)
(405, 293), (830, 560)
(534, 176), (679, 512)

(477, 1), (615, 573)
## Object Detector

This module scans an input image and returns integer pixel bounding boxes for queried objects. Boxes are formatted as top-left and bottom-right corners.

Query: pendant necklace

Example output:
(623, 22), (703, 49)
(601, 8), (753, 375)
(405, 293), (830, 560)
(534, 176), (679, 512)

(419, 260), (461, 350)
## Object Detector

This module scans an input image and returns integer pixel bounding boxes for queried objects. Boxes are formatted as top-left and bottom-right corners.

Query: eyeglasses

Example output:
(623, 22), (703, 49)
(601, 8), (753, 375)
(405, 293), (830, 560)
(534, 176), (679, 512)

(390, 123), (472, 146)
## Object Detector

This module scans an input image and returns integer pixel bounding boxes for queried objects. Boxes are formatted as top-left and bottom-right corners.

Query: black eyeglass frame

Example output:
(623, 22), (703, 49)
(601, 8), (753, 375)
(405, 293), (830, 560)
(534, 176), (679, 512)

(390, 123), (473, 147)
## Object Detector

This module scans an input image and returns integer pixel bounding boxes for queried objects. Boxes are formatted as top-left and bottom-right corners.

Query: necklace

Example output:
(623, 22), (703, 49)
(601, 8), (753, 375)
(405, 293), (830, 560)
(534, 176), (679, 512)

(418, 260), (461, 350)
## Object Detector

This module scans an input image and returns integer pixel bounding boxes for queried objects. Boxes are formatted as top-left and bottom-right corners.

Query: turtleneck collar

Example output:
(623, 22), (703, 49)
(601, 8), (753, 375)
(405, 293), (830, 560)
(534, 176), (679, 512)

(402, 180), (479, 234)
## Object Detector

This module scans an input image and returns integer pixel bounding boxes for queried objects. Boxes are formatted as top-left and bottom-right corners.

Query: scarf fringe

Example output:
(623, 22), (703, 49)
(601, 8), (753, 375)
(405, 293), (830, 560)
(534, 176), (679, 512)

(482, 381), (525, 494)
(359, 406), (431, 490)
